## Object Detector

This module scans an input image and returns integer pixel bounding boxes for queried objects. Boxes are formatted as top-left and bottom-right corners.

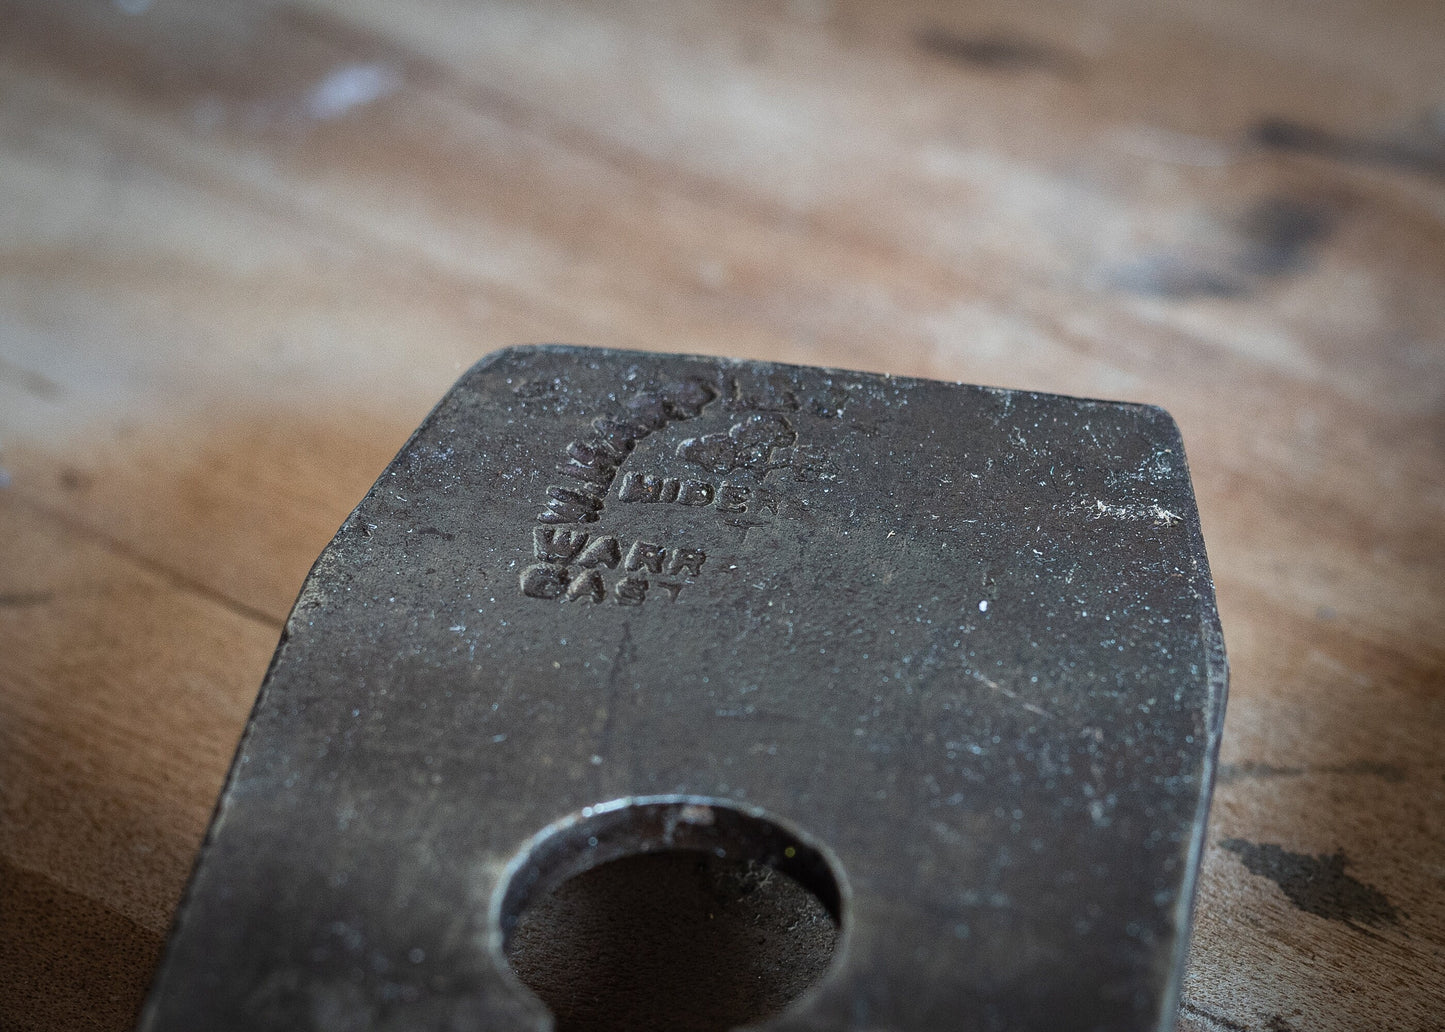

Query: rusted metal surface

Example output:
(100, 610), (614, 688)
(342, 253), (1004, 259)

(137, 346), (1226, 1031)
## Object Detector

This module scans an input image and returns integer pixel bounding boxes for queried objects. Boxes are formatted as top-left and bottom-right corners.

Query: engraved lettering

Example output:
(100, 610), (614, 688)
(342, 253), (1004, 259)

(538, 378), (718, 525)
(626, 541), (665, 573)
(591, 415), (651, 449)
(524, 374), (831, 605)
(677, 413), (796, 481)
(716, 483), (748, 513)
(561, 480), (605, 502)
(541, 485), (604, 524)
(677, 479), (714, 506)
(668, 548), (706, 577)
(534, 528), (590, 563)
(614, 576), (648, 606)
(520, 536), (706, 606)
(557, 461), (613, 487)
(520, 563), (569, 599)
(564, 569), (606, 603)
(615, 474), (797, 520)
(567, 439), (625, 467)
(576, 535), (622, 569)
(617, 471), (662, 503)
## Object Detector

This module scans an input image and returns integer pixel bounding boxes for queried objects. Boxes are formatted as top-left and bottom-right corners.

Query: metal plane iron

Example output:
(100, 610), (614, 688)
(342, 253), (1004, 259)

(137, 346), (1227, 1032)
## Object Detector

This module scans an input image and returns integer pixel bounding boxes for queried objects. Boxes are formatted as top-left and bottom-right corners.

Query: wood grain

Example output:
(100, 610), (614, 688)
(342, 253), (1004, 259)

(1, 1), (1442, 1029)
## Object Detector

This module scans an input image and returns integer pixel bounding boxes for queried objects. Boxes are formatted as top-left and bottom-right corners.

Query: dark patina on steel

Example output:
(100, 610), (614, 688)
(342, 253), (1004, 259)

(138, 346), (1227, 1031)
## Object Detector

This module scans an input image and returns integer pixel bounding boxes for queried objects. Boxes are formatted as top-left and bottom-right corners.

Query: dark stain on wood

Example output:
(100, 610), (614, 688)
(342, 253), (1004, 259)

(1114, 195), (1335, 299)
(913, 26), (1082, 75)
(58, 467), (92, 492)
(1236, 197), (1335, 277)
(1113, 261), (1246, 300)
(1220, 839), (1401, 927)
(0, 591), (55, 608)
(1252, 116), (1445, 180)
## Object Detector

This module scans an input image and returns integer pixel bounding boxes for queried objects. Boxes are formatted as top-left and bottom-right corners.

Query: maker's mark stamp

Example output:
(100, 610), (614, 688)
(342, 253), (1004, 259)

(521, 370), (843, 607)
(677, 413), (796, 481)
(538, 378), (716, 526)
(521, 528), (705, 606)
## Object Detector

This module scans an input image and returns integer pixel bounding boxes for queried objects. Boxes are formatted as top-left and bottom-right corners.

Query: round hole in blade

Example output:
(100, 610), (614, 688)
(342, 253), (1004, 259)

(496, 797), (844, 1032)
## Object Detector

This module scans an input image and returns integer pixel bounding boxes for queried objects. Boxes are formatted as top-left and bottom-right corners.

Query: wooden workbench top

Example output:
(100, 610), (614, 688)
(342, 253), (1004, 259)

(2, 2), (1441, 1029)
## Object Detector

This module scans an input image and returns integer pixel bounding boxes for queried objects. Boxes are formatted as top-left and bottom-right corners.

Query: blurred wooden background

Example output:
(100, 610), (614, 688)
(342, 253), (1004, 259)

(1, 1), (1442, 1029)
